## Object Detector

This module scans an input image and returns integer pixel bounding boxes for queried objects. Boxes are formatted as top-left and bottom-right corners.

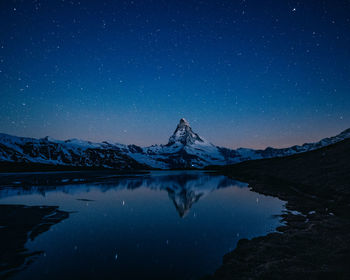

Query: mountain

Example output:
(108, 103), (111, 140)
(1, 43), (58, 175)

(168, 118), (204, 145)
(0, 134), (146, 170)
(135, 118), (227, 168)
(0, 119), (349, 170)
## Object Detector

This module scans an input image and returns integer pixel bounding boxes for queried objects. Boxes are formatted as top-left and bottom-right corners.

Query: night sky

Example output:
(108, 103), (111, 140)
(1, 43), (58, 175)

(1, 0), (349, 149)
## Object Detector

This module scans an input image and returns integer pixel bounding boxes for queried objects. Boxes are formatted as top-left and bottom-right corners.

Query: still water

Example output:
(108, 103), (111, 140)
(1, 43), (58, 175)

(0, 171), (285, 279)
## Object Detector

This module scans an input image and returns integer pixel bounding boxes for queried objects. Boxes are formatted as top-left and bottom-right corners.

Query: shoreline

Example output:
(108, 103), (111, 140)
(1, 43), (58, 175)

(206, 178), (350, 279)
(206, 139), (350, 279)
(1, 139), (349, 279)
(0, 205), (69, 279)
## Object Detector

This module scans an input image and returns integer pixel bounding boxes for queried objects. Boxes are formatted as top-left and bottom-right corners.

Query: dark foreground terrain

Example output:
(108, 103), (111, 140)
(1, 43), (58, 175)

(206, 139), (350, 279)
(0, 205), (69, 279)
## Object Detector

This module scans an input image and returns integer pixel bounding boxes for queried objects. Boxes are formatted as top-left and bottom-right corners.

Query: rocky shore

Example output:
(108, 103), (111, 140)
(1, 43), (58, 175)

(206, 139), (350, 279)
(0, 205), (69, 279)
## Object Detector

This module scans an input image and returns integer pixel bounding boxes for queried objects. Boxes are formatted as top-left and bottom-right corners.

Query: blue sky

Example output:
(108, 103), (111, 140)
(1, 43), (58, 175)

(0, 0), (349, 148)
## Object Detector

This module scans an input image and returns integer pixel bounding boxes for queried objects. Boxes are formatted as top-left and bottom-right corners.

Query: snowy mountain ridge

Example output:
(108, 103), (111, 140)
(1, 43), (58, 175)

(168, 118), (206, 145)
(1, 119), (349, 170)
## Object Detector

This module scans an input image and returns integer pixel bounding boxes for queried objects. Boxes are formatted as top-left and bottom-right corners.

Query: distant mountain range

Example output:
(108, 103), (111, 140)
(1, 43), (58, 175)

(0, 118), (349, 170)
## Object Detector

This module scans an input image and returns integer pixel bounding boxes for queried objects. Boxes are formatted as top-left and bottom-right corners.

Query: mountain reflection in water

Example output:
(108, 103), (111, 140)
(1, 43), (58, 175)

(0, 171), (283, 280)
(0, 171), (247, 218)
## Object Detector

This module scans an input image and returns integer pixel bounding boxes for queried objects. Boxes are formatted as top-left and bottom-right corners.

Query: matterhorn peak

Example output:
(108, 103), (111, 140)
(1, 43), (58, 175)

(179, 118), (190, 127)
(168, 118), (204, 145)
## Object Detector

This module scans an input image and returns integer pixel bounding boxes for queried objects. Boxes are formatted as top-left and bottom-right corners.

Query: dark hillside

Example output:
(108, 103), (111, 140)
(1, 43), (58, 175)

(207, 139), (350, 279)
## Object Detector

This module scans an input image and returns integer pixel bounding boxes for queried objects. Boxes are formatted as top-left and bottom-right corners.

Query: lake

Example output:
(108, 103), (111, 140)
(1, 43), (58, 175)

(0, 171), (285, 279)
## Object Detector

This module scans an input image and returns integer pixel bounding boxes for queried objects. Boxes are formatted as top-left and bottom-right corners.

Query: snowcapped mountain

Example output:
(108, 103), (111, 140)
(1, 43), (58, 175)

(131, 118), (227, 168)
(0, 133), (146, 170)
(168, 118), (204, 145)
(123, 119), (350, 168)
(0, 119), (349, 170)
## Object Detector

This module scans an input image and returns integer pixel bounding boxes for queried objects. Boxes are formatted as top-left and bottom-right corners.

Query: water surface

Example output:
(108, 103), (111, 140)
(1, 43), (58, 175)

(0, 171), (285, 279)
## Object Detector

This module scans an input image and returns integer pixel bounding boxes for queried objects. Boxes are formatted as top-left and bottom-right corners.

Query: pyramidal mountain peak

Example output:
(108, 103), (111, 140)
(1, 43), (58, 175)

(0, 120), (349, 170)
(168, 118), (205, 146)
(179, 118), (190, 126)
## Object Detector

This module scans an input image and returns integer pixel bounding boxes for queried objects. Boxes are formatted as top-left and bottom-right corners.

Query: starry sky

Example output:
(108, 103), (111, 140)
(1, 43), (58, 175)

(0, 0), (349, 149)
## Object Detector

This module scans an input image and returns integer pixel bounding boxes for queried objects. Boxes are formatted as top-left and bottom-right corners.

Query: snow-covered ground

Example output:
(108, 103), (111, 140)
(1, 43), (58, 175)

(1, 120), (349, 169)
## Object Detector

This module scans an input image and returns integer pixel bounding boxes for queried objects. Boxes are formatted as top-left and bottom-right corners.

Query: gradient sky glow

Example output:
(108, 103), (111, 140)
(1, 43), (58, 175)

(0, 0), (349, 149)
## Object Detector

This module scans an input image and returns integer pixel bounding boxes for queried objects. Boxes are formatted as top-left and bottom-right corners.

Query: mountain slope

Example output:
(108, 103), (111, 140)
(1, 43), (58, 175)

(126, 121), (350, 168)
(0, 133), (145, 170)
(0, 119), (349, 170)
(130, 118), (226, 168)
(214, 138), (350, 201)
(208, 135), (350, 280)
